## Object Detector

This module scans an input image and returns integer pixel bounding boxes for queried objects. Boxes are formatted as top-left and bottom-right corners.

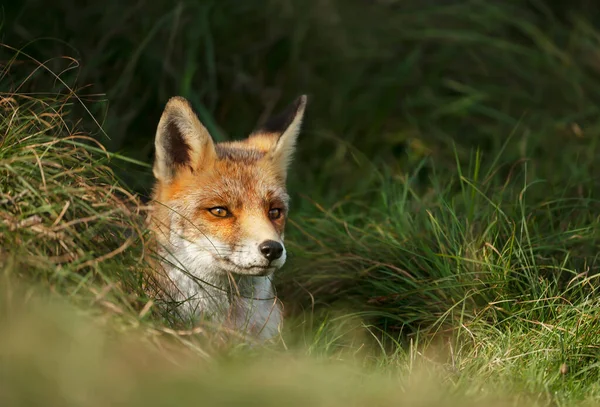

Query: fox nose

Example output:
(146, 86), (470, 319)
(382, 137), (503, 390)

(259, 240), (284, 262)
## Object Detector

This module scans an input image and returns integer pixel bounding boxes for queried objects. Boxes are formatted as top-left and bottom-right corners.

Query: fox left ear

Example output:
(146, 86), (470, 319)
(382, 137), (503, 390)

(250, 95), (308, 181)
(153, 96), (217, 183)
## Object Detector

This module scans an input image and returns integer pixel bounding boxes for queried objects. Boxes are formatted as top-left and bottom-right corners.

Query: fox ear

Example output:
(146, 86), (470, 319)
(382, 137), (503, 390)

(153, 96), (217, 182)
(250, 95), (308, 181)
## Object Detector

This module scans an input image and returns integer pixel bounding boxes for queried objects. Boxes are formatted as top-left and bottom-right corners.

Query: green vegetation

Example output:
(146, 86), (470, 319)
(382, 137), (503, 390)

(2, 1), (600, 405)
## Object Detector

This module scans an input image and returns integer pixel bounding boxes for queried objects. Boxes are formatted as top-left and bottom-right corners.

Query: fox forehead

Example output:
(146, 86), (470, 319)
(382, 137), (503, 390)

(163, 144), (290, 211)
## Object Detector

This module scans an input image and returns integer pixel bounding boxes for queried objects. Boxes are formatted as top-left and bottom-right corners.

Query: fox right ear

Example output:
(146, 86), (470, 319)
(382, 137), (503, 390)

(153, 96), (217, 182)
(248, 95), (308, 181)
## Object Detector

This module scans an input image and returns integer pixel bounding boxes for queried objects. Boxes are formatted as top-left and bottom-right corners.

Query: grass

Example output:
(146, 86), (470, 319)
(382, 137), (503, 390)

(2, 0), (600, 405)
(280, 149), (600, 403)
(0, 90), (146, 306)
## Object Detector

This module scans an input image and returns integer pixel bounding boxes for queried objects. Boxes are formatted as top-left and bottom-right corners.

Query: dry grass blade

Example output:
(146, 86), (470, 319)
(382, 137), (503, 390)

(0, 84), (150, 319)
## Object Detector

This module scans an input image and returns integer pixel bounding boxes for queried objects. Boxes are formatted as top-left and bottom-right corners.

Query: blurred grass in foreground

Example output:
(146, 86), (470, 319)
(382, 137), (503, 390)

(1, 280), (555, 407)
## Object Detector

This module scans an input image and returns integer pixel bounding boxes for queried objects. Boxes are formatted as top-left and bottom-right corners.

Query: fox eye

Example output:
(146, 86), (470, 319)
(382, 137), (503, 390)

(208, 207), (230, 218)
(268, 208), (282, 220)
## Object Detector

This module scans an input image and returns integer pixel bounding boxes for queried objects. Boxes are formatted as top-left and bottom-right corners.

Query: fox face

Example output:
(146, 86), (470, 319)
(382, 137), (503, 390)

(151, 95), (307, 280)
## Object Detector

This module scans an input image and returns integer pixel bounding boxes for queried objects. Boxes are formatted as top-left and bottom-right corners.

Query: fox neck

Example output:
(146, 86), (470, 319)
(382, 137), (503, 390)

(164, 254), (283, 340)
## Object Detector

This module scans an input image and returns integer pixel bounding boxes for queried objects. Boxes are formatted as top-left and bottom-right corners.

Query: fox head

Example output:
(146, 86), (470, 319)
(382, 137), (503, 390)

(151, 95), (307, 279)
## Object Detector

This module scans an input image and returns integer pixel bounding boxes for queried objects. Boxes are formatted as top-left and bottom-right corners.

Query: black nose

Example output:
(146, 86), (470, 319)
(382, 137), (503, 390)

(259, 240), (284, 261)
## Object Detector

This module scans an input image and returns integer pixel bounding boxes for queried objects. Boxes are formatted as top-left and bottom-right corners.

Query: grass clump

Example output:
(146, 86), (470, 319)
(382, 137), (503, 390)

(0, 81), (150, 322)
(280, 147), (600, 404)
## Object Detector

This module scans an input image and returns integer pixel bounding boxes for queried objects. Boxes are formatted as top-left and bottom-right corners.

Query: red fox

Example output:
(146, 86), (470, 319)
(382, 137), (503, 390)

(147, 95), (308, 341)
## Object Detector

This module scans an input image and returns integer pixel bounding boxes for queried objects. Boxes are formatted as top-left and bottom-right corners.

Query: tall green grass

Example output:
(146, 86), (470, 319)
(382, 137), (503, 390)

(280, 146), (600, 403)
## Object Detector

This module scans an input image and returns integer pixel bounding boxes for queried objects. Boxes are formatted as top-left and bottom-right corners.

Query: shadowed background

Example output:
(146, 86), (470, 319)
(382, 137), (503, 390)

(4, 0), (600, 201)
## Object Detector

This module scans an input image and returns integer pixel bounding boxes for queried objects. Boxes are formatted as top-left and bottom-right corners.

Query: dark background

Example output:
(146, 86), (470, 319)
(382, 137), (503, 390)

(4, 0), (600, 208)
